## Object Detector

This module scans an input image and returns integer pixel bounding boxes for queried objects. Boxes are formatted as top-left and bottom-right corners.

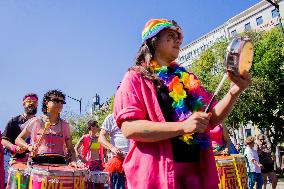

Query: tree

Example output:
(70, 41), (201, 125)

(64, 96), (114, 144)
(190, 28), (284, 150)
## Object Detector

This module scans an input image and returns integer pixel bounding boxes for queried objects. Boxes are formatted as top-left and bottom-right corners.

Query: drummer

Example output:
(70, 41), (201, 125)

(16, 89), (76, 164)
(210, 123), (238, 155)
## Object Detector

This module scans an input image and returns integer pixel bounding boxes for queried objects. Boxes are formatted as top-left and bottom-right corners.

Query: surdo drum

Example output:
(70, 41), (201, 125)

(29, 164), (87, 189)
(215, 154), (248, 189)
(7, 162), (30, 189)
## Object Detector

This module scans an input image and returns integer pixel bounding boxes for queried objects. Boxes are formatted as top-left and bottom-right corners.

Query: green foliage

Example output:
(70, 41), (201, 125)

(190, 28), (284, 149)
(65, 96), (114, 144)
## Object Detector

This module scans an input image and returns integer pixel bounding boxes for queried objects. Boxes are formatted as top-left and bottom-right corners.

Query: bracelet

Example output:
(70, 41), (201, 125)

(10, 144), (17, 153)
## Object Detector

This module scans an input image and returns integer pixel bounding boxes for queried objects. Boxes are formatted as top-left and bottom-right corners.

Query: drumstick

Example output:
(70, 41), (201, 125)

(33, 113), (51, 152)
(204, 73), (227, 113)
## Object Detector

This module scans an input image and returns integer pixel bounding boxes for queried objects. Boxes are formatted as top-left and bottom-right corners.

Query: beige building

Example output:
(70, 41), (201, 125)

(178, 0), (284, 69)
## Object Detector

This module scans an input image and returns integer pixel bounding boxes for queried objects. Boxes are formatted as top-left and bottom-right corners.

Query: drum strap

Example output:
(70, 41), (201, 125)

(232, 157), (242, 189)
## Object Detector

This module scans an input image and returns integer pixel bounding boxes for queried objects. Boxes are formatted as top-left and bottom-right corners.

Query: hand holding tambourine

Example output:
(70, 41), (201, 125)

(225, 36), (252, 95)
(205, 36), (253, 112)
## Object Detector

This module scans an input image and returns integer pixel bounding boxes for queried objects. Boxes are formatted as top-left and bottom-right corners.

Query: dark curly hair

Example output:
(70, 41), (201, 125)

(87, 120), (99, 130)
(42, 89), (66, 115)
(23, 93), (38, 101)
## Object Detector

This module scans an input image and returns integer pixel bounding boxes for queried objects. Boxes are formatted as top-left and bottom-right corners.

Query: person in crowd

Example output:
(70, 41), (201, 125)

(244, 136), (263, 189)
(16, 90), (76, 164)
(75, 120), (104, 189)
(99, 113), (130, 189)
(235, 143), (241, 152)
(281, 155), (284, 171)
(113, 18), (251, 189)
(1, 93), (38, 163)
(75, 120), (103, 169)
(210, 123), (234, 155)
(256, 134), (278, 189)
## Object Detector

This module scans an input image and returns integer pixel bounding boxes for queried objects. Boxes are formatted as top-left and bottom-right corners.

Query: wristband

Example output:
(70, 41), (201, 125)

(11, 144), (17, 153)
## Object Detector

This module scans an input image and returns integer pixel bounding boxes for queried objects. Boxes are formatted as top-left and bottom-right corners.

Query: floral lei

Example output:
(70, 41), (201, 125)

(151, 61), (210, 148)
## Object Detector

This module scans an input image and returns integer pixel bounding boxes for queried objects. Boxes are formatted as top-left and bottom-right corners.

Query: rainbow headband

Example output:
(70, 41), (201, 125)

(142, 19), (183, 42)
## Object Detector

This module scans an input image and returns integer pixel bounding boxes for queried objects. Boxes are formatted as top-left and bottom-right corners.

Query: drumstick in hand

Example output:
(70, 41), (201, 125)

(33, 112), (51, 152)
(204, 74), (227, 113)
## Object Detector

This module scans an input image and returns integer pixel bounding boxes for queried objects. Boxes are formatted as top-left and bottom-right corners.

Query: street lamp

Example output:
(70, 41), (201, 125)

(67, 95), (82, 114)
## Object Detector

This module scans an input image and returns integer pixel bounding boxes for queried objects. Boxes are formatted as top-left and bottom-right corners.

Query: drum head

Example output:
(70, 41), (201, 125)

(239, 40), (253, 75)
(225, 36), (253, 75)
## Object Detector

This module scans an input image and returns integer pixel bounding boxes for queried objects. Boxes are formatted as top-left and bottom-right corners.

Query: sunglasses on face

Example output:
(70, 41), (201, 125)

(24, 100), (38, 105)
(49, 98), (66, 104)
(91, 125), (98, 128)
(259, 139), (265, 141)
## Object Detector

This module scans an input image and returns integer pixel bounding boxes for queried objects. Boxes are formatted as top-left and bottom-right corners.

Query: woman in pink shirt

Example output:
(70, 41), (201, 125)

(114, 19), (251, 189)
(16, 90), (76, 164)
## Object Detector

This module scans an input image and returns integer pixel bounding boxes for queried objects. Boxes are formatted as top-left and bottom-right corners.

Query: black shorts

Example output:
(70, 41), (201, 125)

(261, 163), (275, 173)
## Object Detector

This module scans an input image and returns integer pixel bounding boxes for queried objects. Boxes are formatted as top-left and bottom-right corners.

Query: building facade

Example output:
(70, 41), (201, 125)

(178, 0), (284, 68)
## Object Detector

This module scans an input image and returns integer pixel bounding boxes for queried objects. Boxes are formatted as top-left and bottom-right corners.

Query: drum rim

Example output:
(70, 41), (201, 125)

(225, 36), (253, 74)
(30, 166), (87, 176)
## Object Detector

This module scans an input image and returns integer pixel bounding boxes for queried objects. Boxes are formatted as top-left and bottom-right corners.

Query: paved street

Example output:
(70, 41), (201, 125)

(265, 180), (284, 189)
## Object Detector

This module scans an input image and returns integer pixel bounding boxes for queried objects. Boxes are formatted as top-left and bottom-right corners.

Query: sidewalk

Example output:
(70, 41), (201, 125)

(265, 180), (284, 189)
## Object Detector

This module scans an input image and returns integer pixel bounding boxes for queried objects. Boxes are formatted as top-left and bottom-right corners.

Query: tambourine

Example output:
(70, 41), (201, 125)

(225, 36), (253, 75)
(205, 36), (253, 112)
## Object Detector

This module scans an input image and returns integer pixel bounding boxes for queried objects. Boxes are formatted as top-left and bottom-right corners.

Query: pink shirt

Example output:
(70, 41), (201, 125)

(26, 117), (71, 156)
(114, 70), (219, 189)
(210, 124), (224, 147)
(81, 134), (100, 161)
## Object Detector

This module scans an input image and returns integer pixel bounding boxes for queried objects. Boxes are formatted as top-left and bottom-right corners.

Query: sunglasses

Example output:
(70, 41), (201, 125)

(91, 125), (98, 128)
(24, 100), (38, 104)
(49, 98), (66, 104)
(259, 139), (265, 141)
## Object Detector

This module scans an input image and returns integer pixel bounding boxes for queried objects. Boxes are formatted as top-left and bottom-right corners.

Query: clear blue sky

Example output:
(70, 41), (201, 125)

(0, 0), (260, 131)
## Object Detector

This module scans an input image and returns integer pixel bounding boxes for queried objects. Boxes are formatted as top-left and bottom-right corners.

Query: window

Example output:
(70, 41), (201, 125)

(245, 129), (252, 137)
(272, 9), (279, 18)
(231, 30), (237, 37)
(256, 16), (263, 26)
(245, 22), (251, 31)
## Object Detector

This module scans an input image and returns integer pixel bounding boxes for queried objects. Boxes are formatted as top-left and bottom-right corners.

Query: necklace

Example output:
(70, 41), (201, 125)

(49, 118), (61, 126)
(151, 61), (210, 148)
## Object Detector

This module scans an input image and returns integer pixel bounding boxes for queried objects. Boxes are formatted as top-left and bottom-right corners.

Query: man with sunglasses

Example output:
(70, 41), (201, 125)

(1, 93), (38, 187)
(256, 134), (278, 189)
(1, 93), (38, 162)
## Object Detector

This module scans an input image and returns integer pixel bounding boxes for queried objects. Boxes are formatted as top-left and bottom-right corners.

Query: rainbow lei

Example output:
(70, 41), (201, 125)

(152, 61), (210, 148)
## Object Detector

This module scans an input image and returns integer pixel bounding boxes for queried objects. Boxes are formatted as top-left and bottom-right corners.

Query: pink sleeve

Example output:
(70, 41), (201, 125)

(199, 86), (218, 110)
(114, 71), (147, 128)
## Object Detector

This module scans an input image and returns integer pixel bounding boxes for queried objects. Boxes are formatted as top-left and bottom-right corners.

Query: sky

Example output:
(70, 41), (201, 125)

(0, 0), (261, 132)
